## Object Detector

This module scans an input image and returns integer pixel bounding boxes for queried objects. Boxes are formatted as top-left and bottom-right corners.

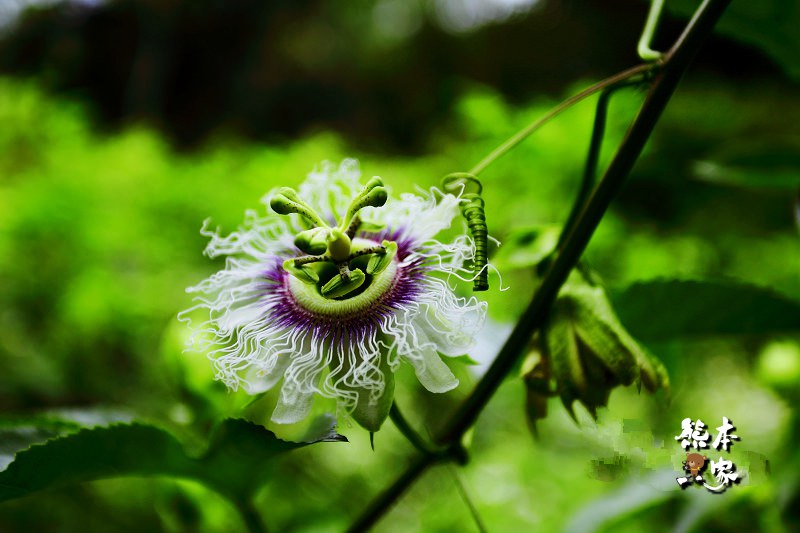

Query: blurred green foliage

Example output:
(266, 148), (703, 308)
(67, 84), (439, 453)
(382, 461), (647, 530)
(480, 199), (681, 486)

(1, 34), (799, 530)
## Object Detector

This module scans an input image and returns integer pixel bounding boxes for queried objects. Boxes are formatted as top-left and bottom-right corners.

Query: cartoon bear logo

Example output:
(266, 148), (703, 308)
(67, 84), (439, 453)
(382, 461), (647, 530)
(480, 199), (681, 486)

(684, 453), (708, 479)
(677, 452), (708, 488)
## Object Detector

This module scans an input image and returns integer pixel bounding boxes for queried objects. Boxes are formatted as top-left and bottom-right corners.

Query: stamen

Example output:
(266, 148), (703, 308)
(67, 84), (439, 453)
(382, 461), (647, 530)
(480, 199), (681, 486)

(366, 241), (397, 275)
(348, 244), (386, 260)
(292, 255), (332, 266)
(289, 259), (399, 317)
(282, 258), (320, 284)
(322, 267), (365, 298)
(294, 227), (330, 255)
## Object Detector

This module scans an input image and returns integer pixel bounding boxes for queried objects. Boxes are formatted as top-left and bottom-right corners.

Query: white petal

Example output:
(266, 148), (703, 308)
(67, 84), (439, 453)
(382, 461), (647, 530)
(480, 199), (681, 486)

(417, 301), (479, 356)
(241, 354), (291, 394)
(379, 189), (461, 243)
(217, 303), (263, 334)
(403, 328), (459, 393)
(412, 276), (487, 356)
(411, 193), (461, 242)
(271, 385), (315, 424)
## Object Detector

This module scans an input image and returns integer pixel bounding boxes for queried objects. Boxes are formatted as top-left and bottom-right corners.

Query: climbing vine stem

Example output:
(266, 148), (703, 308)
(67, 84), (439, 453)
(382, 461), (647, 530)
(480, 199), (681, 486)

(349, 0), (731, 530)
(467, 62), (656, 177)
(557, 77), (649, 249)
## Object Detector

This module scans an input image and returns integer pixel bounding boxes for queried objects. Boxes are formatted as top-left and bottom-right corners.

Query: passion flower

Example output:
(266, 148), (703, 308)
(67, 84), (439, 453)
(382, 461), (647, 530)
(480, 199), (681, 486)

(181, 159), (487, 431)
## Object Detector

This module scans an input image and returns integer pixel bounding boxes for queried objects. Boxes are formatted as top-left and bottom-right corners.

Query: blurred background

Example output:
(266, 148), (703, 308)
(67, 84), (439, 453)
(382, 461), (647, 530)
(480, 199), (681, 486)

(0, 0), (798, 531)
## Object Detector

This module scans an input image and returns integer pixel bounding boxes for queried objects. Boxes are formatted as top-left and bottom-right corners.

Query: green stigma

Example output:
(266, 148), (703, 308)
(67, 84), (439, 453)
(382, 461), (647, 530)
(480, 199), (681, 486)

(270, 180), (397, 300)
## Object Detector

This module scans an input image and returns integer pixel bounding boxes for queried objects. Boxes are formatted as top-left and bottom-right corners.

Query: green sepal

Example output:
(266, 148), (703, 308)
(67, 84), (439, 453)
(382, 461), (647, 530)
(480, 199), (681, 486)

(321, 268), (365, 298)
(636, 349), (670, 396)
(283, 259), (319, 284)
(349, 365), (395, 433)
(544, 300), (584, 422)
(328, 343), (395, 432)
(564, 271), (668, 396)
(366, 241), (398, 275)
(570, 295), (638, 387)
(544, 268), (670, 423)
(521, 347), (551, 438)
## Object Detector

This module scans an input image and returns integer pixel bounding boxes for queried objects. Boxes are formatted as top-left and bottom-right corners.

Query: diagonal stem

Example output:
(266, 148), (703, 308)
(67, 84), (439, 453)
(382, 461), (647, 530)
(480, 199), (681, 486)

(346, 454), (437, 533)
(235, 498), (268, 533)
(440, 0), (731, 447)
(348, 1), (731, 530)
(390, 402), (438, 454)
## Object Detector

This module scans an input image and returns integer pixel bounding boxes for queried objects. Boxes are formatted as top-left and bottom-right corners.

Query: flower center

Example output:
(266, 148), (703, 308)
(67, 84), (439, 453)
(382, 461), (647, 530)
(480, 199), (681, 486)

(269, 178), (399, 301)
(287, 241), (399, 317)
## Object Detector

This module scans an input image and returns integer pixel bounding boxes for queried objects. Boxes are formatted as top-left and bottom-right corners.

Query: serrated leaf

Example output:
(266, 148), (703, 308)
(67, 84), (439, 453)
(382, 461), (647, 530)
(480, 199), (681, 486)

(301, 414), (349, 443)
(0, 426), (71, 471)
(0, 423), (191, 503)
(612, 279), (800, 341)
(0, 409), (135, 471)
(0, 418), (345, 504)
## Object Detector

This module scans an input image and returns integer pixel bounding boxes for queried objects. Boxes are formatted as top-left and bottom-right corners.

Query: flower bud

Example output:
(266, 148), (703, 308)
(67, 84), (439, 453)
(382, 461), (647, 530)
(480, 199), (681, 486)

(543, 270), (669, 420)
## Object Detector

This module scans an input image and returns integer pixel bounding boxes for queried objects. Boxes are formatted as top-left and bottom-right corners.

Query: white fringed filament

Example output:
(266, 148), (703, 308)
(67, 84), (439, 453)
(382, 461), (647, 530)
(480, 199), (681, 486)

(179, 159), (489, 424)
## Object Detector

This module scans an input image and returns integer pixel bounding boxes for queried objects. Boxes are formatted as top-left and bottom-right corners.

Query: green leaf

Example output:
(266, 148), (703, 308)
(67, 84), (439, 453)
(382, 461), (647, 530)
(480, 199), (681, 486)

(0, 409), (135, 471)
(491, 225), (560, 270)
(664, 0), (800, 80)
(300, 413), (349, 444)
(0, 425), (72, 471)
(612, 279), (800, 341)
(692, 138), (800, 189)
(448, 354), (480, 366)
(0, 418), (346, 503)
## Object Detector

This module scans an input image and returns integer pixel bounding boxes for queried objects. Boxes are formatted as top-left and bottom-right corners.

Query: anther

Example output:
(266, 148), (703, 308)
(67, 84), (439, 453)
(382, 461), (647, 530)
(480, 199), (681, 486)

(295, 227), (330, 255)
